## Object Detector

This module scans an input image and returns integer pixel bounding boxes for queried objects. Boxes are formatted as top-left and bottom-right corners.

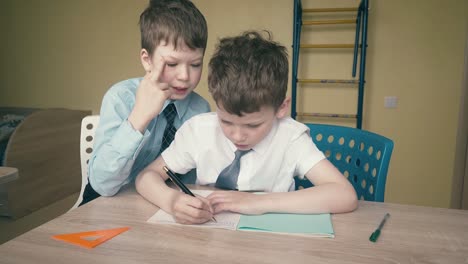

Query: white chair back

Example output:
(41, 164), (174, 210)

(71, 115), (100, 209)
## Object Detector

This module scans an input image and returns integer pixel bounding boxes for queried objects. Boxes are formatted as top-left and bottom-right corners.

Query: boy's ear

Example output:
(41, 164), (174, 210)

(140, 49), (152, 73)
(275, 97), (291, 118)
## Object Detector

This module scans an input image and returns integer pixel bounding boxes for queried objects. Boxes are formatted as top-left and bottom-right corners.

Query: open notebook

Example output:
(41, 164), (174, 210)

(147, 190), (335, 238)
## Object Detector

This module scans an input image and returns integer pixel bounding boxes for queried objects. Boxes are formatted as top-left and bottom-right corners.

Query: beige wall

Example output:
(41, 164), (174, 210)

(365, 1), (467, 207)
(1, 0), (148, 111)
(1, 0), (467, 208)
(192, 0), (294, 108)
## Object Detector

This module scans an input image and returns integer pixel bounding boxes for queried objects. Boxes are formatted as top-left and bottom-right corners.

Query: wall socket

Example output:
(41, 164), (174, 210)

(384, 96), (398, 108)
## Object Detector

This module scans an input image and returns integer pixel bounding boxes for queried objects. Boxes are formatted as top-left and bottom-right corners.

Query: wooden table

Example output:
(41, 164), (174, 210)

(1, 185), (467, 264)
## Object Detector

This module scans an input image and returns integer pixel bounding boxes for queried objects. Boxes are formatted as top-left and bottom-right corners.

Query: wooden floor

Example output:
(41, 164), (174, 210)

(0, 192), (78, 244)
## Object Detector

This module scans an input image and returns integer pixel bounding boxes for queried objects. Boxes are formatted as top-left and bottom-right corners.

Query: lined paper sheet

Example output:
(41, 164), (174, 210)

(146, 190), (241, 230)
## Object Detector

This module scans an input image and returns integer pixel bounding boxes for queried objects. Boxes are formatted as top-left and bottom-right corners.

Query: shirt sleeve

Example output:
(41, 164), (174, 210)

(88, 86), (149, 196)
(287, 131), (326, 179)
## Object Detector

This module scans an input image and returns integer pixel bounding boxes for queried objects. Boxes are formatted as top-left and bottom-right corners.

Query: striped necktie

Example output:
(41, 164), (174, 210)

(160, 103), (177, 152)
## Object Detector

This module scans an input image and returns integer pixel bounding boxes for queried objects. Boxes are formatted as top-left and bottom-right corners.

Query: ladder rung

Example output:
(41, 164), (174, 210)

(298, 79), (359, 84)
(300, 44), (355, 49)
(303, 19), (355, 25)
(297, 113), (357, 119)
(303, 8), (358, 13)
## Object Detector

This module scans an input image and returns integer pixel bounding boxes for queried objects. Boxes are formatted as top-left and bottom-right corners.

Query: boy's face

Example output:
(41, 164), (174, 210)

(217, 102), (288, 151)
(146, 41), (204, 100)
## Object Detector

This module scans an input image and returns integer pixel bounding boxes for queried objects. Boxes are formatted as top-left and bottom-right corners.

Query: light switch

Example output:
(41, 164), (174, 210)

(384, 96), (398, 108)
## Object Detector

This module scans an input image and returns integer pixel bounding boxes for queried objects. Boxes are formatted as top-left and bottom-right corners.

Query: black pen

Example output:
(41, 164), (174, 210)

(163, 166), (217, 222)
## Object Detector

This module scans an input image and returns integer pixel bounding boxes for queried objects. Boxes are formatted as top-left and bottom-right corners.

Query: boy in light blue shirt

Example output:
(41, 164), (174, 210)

(81, 0), (210, 204)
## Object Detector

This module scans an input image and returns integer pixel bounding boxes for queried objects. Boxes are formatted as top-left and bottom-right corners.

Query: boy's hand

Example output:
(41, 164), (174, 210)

(129, 54), (173, 132)
(170, 192), (215, 225)
(207, 191), (264, 215)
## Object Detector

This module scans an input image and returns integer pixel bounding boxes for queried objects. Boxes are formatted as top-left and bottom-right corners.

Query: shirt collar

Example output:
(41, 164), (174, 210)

(162, 93), (193, 119)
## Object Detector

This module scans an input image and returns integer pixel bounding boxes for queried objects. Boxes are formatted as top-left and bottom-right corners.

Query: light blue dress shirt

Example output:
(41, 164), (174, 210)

(88, 77), (210, 196)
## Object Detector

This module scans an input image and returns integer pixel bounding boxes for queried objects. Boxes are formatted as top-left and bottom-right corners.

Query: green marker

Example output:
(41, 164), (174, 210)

(369, 213), (390, 242)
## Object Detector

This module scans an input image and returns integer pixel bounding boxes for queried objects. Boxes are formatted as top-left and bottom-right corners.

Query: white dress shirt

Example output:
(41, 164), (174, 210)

(162, 112), (325, 192)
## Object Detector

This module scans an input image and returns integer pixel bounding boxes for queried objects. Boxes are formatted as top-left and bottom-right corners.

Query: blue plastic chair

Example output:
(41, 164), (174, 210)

(295, 123), (394, 202)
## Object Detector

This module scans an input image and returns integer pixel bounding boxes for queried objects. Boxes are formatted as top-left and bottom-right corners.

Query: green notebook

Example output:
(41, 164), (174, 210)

(237, 213), (335, 238)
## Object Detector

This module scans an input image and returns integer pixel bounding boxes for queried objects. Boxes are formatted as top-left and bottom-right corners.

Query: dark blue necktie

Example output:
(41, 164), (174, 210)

(215, 150), (251, 190)
(160, 103), (177, 152)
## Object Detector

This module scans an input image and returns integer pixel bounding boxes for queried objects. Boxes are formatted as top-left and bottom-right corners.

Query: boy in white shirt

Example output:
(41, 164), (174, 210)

(136, 31), (358, 224)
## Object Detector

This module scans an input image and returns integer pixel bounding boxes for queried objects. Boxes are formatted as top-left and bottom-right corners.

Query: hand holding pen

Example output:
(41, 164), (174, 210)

(163, 166), (217, 223)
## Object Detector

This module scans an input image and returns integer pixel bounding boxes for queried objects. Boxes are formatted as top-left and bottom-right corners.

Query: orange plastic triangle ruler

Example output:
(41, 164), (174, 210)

(52, 227), (130, 249)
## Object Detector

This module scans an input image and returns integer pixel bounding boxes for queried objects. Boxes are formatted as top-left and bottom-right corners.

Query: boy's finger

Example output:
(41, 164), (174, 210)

(213, 203), (230, 214)
(174, 211), (209, 225)
(150, 53), (166, 83)
(187, 195), (214, 214)
(181, 204), (213, 222)
(197, 196), (215, 213)
(207, 192), (230, 206)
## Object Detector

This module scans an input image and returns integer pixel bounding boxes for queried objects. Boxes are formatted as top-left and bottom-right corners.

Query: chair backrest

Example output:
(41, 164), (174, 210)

(71, 115), (100, 209)
(295, 123), (394, 202)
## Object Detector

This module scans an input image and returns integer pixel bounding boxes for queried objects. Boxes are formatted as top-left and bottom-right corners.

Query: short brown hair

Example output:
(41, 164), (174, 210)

(208, 31), (288, 116)
(139, 0), (208, 55)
